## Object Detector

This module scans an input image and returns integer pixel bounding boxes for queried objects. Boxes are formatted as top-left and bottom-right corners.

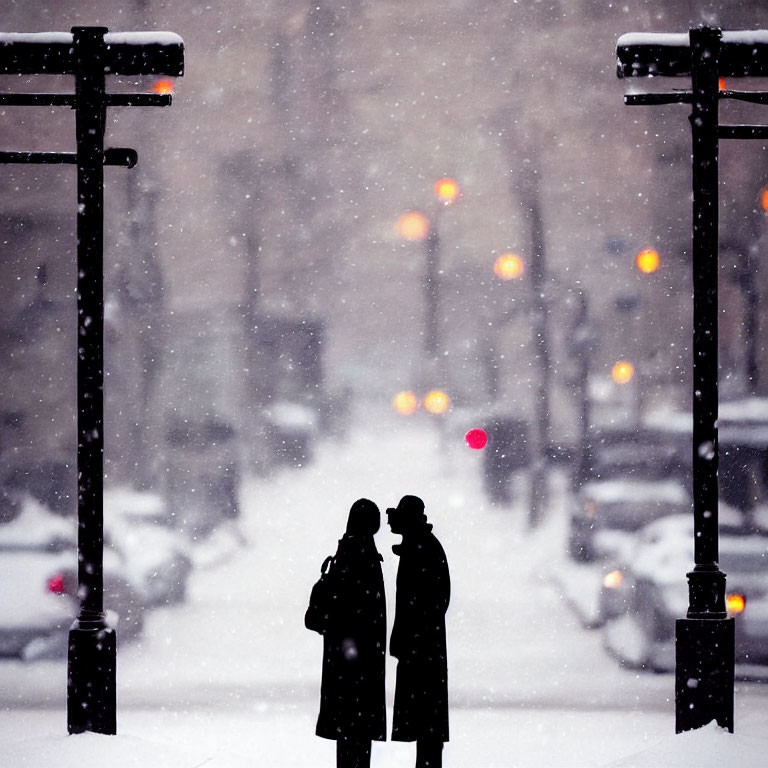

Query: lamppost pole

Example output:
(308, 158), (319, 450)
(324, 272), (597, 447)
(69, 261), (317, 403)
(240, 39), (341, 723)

(69, 26), (115, 735)
(523, 172), (551, 527)
(676, 26), (733, 734)
(424, 224), (441, 361)
(688, 25), (724, 601)
(396, 179), (459, 386)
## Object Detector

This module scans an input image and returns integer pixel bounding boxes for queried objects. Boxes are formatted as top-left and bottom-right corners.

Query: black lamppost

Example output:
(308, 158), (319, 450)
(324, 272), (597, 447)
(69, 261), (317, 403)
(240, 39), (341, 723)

(396, 177), (461, 380)
(494, 137), (552, 528)
(0, 26), (183, 735)
(567, 289), (593, 490)
(617, 25), (768, 734)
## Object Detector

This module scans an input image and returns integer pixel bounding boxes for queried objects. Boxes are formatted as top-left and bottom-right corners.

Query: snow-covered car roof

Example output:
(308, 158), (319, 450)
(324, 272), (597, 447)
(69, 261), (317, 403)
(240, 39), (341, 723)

(582, 479), (690, 505)
(263, 401), (319, 431)
(631, 508), (768, 584)
(0, 498), (74, 550)
(103, 487), (166, 523)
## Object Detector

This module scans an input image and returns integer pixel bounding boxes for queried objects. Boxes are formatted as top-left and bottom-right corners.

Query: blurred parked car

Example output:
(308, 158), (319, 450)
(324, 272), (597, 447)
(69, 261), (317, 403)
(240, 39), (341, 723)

(568, 425), (691, 561)
(164, 415), (241, 538)
(0, 491), (193, 660)
(0, 498), (144, 660)
(601, 509), (768, 673)
(0, 500), (77, 658)
(481, 416), (530, 505)
(104, 488), (194, 606)
(262, 401), (319, 469)
(644, 397), (768, 517)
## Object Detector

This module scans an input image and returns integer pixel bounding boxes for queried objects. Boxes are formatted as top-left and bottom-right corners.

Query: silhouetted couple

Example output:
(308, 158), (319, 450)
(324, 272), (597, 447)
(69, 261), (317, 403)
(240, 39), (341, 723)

(310, 495), (450, 768)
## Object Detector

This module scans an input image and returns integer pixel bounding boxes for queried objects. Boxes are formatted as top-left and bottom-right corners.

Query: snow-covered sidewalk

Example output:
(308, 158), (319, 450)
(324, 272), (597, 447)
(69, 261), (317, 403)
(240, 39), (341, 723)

(2, 418), (767, 766)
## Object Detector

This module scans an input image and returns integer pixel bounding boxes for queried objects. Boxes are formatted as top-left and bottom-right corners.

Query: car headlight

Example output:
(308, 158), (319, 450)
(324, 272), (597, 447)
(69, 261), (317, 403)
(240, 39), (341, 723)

(603, 569), (624, 589)
(726, 593), (746, 617)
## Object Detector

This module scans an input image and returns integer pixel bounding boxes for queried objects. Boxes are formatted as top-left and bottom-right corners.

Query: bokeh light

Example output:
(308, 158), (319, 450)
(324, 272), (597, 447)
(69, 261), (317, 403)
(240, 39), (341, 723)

(493, 252), (525, 281)
(635, 248), (660, 274)
(611, 360), (635, 385)
(726, 593), (746, 616)
(423, 389), (451, 415)
(434, 177), (460, 205)
(465, 428), (488, 450)
(603, 570), (623, 589)
(152, 78), (175, 95)
(395, 211), (430, 242)
(760, 186), (768, 213)
(392, 390), (419, 415)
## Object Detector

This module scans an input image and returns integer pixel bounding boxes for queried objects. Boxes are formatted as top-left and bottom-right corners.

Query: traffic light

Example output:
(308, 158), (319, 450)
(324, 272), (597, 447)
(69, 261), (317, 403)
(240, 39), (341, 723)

(465, 427), (488, 449)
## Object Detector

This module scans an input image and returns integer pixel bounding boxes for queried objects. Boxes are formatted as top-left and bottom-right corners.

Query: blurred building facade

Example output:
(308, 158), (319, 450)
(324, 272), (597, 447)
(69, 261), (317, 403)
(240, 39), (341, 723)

(1, 0), (768, 501)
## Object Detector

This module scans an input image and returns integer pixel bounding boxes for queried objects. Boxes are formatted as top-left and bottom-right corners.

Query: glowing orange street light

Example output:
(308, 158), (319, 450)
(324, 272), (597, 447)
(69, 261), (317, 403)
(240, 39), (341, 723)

(423, 389), (451, 415)
(493, 252), (525, 281)
(152, 78), (175, 95)
(434, 177), (460, 206)
(611, 360), (635, 385)
(393, 390), (419, 415)
(395, 210), (430, 242)
(635, 247), (660, 274)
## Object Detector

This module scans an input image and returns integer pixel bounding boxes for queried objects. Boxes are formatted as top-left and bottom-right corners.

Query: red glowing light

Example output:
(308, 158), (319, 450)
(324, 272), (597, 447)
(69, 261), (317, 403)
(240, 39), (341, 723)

(47, 574), (66, 594)
(465, 428), (488, 450)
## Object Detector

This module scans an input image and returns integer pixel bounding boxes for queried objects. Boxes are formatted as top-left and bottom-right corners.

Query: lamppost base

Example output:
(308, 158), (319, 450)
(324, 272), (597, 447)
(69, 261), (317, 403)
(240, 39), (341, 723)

(67, 617), (117, 735)
(675, 617), (734, 734)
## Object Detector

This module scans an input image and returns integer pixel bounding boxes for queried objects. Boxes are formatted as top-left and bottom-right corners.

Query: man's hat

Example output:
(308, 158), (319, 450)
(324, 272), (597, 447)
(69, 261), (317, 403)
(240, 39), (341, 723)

(394, 494), (425, 515)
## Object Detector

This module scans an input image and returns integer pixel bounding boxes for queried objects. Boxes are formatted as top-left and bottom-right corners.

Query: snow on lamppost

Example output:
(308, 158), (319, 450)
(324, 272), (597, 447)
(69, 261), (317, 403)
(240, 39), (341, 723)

(617, 25), (768, 734)
(0, 26), (184, 736)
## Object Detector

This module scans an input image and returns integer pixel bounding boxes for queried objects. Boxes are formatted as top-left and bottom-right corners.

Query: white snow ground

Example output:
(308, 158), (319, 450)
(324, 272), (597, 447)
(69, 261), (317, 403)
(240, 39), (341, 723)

(2, 416), (767, 766)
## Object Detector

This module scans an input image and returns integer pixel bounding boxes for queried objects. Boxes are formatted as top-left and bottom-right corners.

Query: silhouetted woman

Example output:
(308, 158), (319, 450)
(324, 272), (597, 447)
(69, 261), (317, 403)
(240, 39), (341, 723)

(316, 498), (386, 768)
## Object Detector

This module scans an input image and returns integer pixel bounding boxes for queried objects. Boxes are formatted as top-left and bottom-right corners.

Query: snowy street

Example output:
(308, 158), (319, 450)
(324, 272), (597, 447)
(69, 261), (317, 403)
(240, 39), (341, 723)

(2, 416), (768, 766)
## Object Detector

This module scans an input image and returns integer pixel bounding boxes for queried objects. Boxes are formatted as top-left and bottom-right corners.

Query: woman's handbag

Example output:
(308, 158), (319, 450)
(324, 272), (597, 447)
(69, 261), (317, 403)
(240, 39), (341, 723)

(304, 555), (336, 634)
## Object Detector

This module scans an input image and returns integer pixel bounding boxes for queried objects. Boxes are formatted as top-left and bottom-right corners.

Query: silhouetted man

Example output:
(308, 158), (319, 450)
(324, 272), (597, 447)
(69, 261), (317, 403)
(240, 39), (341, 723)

(387, 495), (450, 768)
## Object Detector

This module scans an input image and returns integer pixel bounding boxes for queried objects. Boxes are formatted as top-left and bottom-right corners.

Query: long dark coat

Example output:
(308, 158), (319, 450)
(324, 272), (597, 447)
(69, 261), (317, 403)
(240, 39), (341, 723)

(315, 533), (387, 742)
(390, 523), (450, 742)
